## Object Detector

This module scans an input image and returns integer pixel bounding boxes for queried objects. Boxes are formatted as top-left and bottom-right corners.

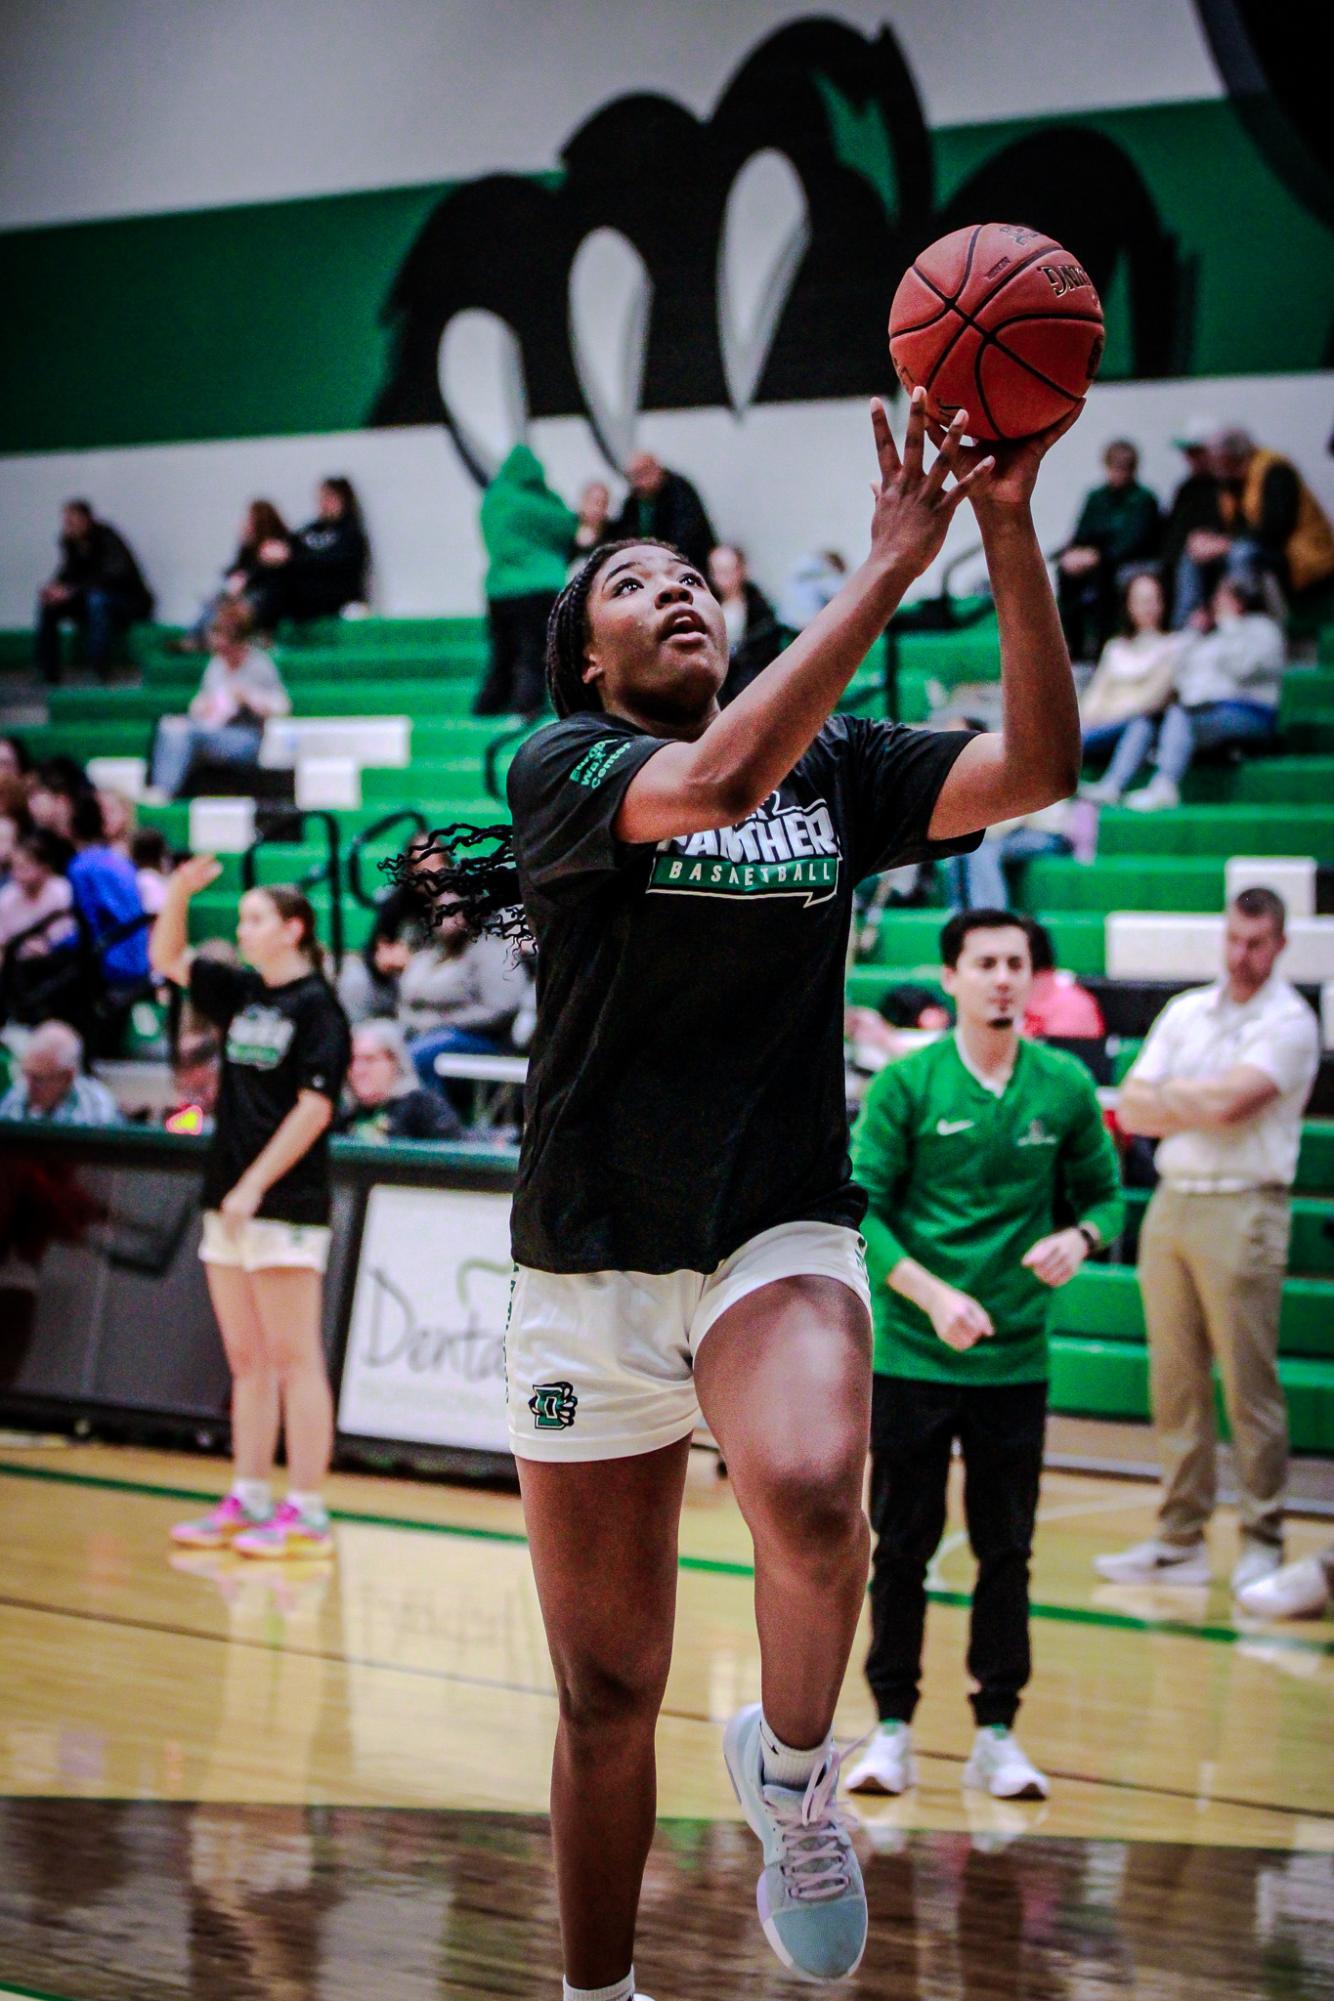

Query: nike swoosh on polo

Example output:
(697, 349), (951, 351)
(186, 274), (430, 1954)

(935, 1118), (975, 1135)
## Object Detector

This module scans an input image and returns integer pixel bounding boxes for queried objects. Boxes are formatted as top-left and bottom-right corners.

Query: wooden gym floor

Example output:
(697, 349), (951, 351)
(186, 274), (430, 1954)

(0, 1440), (1331, 1999)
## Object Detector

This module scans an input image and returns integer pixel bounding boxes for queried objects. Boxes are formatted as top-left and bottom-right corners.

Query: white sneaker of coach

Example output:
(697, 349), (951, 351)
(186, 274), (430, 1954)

(1230, 1542), (1283, 1596)
(1235, 1554), (1332, 1621)
(962, 1727), (1050, 1801)
(1094, 1537), (1211, 1586)
(845, 1722), (918, 1796)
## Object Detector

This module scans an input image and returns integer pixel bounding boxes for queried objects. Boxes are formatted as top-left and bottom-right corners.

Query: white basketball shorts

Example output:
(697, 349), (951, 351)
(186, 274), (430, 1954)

(505, 1219), (871, 1462)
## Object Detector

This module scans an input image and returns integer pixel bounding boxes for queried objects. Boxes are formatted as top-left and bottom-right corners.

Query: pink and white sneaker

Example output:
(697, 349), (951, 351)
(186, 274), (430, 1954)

(233, 1499), (335, 1561)
(170, 1493), (269, 1549)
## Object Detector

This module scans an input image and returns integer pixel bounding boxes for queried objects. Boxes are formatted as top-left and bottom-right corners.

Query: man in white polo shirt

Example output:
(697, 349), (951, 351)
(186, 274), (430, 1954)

(1096, 887), (1320, 1596)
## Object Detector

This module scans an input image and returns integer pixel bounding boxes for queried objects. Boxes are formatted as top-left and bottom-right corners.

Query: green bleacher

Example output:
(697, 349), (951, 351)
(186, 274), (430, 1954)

(4, 607), (1332, 1448)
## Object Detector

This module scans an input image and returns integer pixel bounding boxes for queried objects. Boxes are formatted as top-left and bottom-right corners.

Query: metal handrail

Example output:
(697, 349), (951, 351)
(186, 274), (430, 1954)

(241, 807), (344, 970)
(345, 808), (428, 910)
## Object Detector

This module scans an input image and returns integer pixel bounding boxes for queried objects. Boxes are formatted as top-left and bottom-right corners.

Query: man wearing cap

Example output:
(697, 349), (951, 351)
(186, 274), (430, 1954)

(1173, 428), (1334, 624)
(1161, 419), (1222, 627)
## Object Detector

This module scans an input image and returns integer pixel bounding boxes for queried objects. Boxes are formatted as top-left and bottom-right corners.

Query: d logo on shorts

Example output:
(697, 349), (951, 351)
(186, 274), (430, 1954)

(529, 1380), (578, 1430)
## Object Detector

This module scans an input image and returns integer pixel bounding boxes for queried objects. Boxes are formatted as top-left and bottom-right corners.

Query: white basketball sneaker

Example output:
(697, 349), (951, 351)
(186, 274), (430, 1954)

(1235, 1554), (1332, 1621)
(722, 1704), (867, 1983)
(1094, 1537), (1211, 1585)
(1230, 1542), (1283, 1596)
(962, 1727), (1050, 1801)
(846, 1721), (918, 1796)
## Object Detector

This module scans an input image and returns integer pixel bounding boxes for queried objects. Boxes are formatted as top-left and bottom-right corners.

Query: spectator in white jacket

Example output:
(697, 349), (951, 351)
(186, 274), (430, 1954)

(1105, 580), (1284, 812)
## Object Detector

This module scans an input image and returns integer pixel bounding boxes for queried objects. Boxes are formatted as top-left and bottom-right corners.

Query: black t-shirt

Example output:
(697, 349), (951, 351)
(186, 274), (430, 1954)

(506, 710), (981, 1274)
(189, 958), (351, 1223)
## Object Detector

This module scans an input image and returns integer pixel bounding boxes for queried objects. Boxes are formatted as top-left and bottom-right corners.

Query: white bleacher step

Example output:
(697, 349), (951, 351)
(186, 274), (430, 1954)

(1225, 856), (1315, 920)
(261, 716), (410, 769)
(86, 755), (147, 801)
(188, 797), (255, 853)
(296, 756), (362, 809)
(1107, 911), (1334, 985)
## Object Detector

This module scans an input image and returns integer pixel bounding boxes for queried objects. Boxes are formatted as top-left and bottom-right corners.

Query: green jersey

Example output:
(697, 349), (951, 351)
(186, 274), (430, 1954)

(851, 1034), (1124, 1384)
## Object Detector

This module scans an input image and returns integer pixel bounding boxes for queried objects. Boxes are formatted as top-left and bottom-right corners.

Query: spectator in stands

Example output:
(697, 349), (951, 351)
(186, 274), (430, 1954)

(1097, 887), (1320, 1594)
(130, 828), (174, 915)
(1173, 428), (1334, 622)
(0, 798), (27, 892)
(208, 497), (293, 646)
(1056, 442), (1161, 662)
(67, 791), (149, 989)
(611, 451), (716, 574)
(164, 1030), (221, 1134)
(0, 1019), (121, 1125)
(780, 549), (848, 630)
(846, 908), (1124, 1802)
(473, 444), (576, 718)
(337, 890), (420, 1025)
(1079, 571), (1186, 804)
(943, 797), (1074, 912)
(1021, 918), (1105, 1040)
(1160, 419), (1223, 627)
(1120, 579), (1285, 812)
(34, 500), (154, 684)
(149, 603), (291, 799)
(255, 477), (370, 623)
(399, 909), (526, 1088)
(710, 544), (784, 704)
(846, 983), (952, 1063)
(0, 736), (32, 789)
(26, 757), (87, 849)
(336, 1019), (463, 1142)
(96, 787), (136, 859)
(572, 480), (613, 559)
(0, 829), (75, 961)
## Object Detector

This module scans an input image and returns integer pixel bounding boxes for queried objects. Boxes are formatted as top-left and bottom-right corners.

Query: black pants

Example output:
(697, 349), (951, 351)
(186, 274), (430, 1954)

(866, 1374), (1047, 1729)
(35, 587), (138, 681)
(474, 591), (557, 717)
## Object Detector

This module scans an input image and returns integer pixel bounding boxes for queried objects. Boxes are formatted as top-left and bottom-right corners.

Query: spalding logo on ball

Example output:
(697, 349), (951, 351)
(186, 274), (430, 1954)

(889, 223), (1104, 443)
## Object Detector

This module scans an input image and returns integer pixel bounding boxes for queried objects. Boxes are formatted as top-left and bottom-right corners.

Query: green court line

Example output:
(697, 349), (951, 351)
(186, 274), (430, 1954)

(3, 1459), (1331, 1658)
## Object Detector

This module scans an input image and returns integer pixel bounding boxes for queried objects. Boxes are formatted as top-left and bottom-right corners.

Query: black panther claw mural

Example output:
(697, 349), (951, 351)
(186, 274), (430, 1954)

(370, 18), (1187, 475)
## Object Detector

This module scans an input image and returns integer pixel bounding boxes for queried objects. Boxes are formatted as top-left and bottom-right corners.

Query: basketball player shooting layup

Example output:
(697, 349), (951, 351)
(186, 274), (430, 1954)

(400, 388), (1080, 1998)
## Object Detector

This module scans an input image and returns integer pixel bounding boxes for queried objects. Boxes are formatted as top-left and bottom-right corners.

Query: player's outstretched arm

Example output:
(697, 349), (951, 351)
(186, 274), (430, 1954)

(926, 410), (1082, 841)
(616, 391), (993, 844)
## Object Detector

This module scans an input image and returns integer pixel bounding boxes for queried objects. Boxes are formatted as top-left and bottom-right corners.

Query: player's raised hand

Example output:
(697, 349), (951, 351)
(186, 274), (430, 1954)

(173, 853), (223, 899)
(868, 388), (995, 579)
(927, 404), (1080, 512)
(926, 1282), (995, 1352)
(1022, 1227), (1089, 1288)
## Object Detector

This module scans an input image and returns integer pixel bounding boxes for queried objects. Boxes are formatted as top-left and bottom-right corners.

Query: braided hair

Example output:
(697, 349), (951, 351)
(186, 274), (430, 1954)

(388, 538), (688, 942)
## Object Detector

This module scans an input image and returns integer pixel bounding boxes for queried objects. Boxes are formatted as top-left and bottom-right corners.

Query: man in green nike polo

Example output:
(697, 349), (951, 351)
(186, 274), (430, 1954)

(846, 908), (1124, 1802)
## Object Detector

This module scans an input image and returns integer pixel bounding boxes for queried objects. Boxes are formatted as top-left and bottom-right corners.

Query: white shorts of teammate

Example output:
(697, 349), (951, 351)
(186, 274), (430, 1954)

(506, 1219), (871, 1462)
(199, 1211), (332, 1274)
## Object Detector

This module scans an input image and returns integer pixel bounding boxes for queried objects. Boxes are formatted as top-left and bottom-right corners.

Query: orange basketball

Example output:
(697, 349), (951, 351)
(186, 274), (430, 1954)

(888, 222), (1104, 443)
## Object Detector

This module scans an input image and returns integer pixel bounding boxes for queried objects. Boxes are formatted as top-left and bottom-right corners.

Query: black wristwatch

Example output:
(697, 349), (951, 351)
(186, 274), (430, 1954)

(1076, 1224), (1100, 1256)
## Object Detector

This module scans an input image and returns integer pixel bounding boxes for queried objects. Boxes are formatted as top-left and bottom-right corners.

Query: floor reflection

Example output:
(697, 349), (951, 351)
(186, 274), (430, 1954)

(1, 1801), (1331, 2000)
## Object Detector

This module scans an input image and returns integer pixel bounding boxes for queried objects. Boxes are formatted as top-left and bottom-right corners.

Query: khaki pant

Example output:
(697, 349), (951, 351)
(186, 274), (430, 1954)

(1138, 1184), (1290, 1548)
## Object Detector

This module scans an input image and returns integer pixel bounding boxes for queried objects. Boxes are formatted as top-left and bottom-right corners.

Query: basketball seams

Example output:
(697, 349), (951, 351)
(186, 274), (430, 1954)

(889, 224), (982, 339)
(984, 315), (1100, 403)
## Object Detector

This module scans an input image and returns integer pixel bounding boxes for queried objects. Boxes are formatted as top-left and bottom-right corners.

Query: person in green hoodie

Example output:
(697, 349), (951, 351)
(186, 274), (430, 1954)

(846, 906), (1123, 1804)
(474, 445), (577, 718)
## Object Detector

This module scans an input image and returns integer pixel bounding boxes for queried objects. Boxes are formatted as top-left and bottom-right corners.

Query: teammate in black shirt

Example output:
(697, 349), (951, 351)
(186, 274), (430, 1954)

(408, 390), (1079, 1997)
(149, 863), (351, 1560)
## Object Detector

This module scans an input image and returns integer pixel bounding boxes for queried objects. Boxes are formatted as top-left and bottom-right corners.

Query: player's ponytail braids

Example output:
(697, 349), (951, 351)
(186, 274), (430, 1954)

(381, 824), (531, 947)
(545, 537), (684, 717)
(389, 539), (687, 945)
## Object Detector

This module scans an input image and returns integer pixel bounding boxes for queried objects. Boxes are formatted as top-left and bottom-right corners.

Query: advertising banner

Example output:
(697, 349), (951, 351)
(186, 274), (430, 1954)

(337, 1184), (513, 1453)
